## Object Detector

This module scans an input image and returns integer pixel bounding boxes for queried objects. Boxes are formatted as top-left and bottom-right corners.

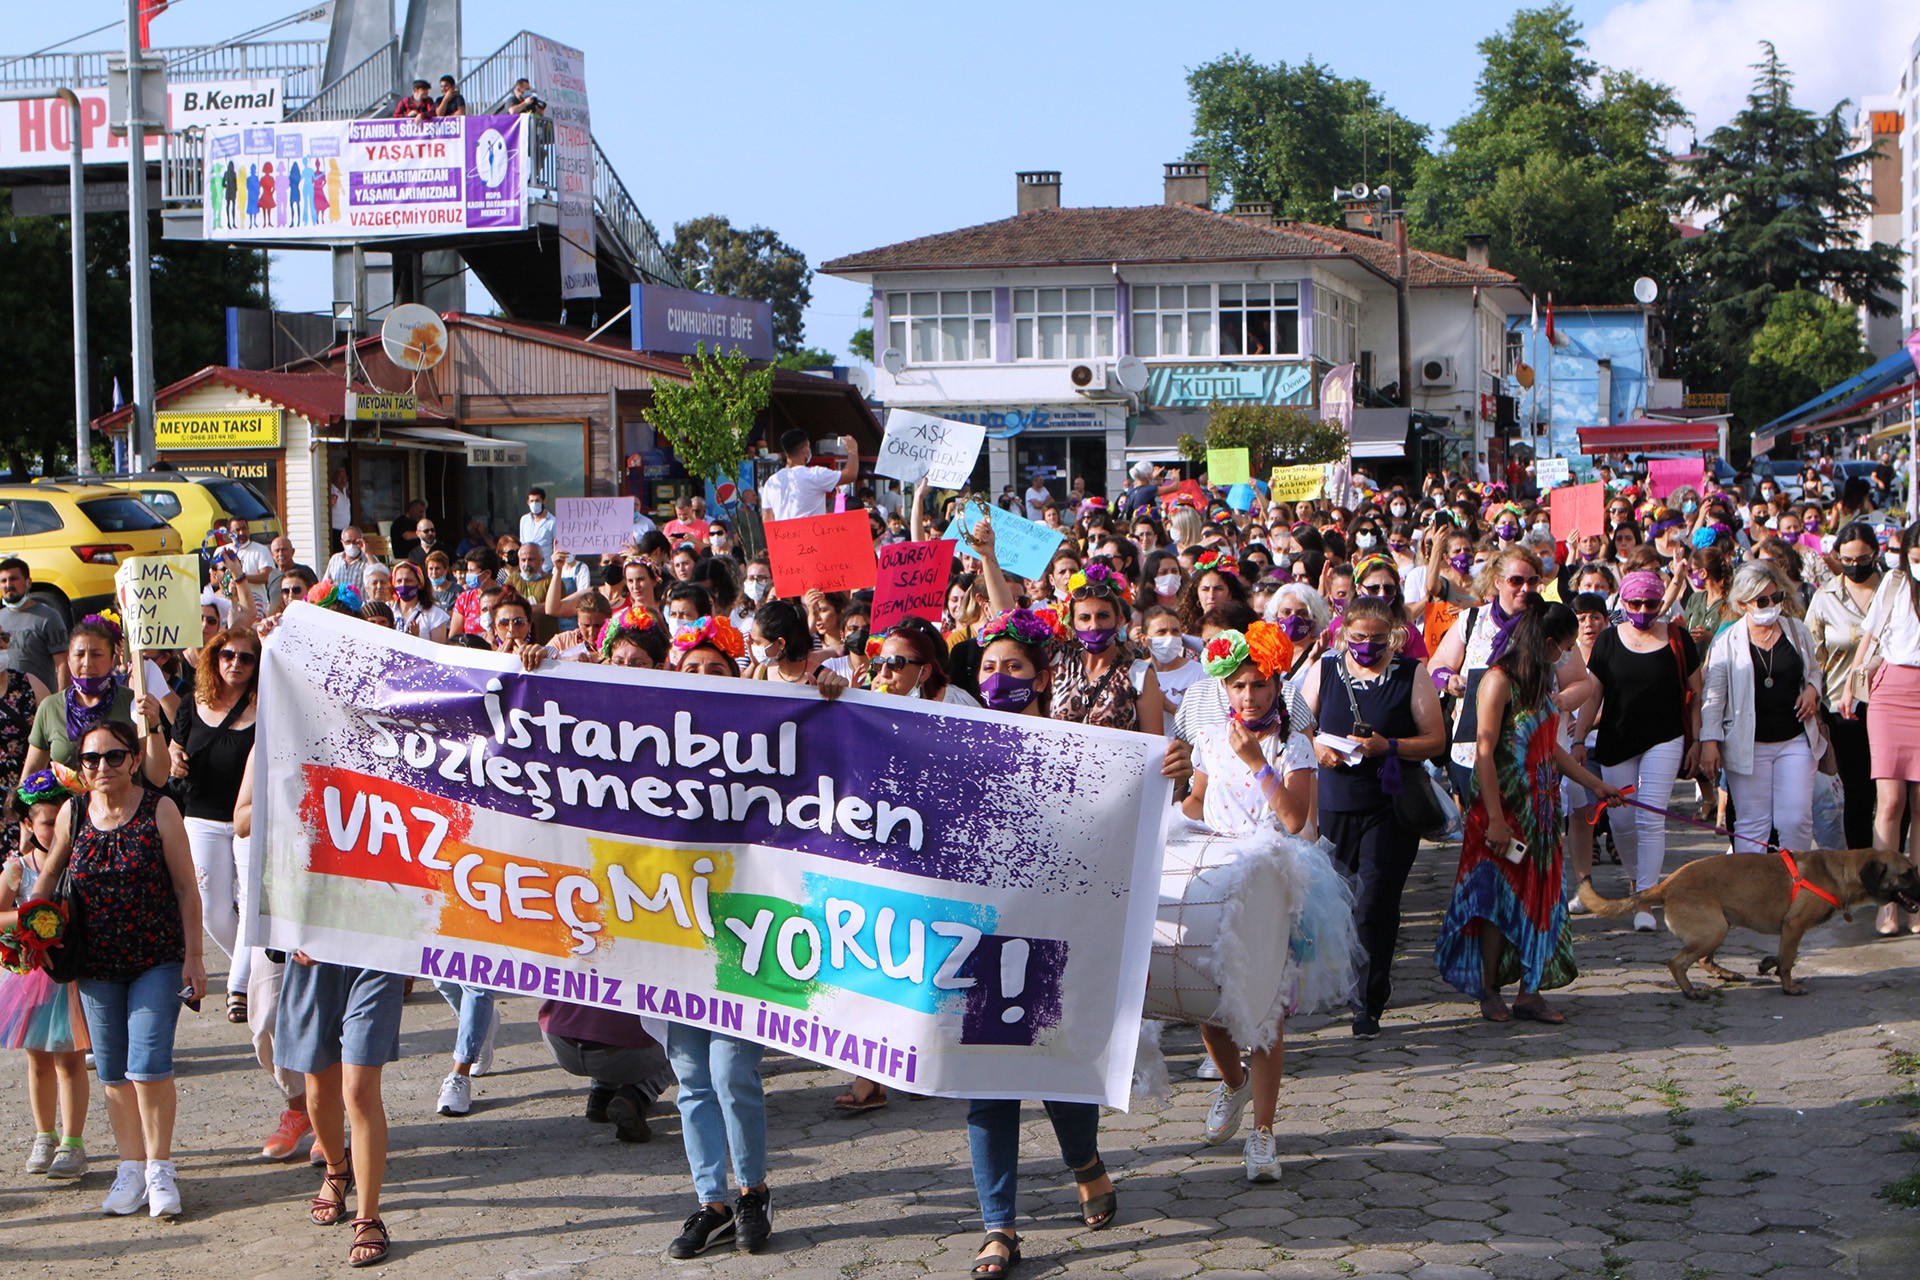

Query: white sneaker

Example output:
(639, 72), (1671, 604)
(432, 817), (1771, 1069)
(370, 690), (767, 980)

(1566, 894), (1589, 915)
(1204, 1077), (1252, 1145)
(1245, 1124), (1281, 1182)
(472, 1005), (500, 1077)
(146, 1159), (181, 1218)
(1633, 910), (1657, 932)
(102, 1161), (146, 1215)
(25, 1133), (57, 1174)
(436, 1071), (473, 1117)
(1195, 1056), (1224, 1081)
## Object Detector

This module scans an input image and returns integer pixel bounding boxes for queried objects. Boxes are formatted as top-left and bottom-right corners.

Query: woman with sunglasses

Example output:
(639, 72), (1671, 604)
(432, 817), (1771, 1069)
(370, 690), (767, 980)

(1300, 597), (1448, 1036)
(1844, 522), (1920, 933)
(388, 560), (449, 642)
(868, 616), (979, 705)
(1436, 601), (1623, 1025)
(32, 720), (202, 1219)
(486, 592), (537, 657)
(1807, 523), (1884, 852)
(1698, 563), (1823, 863)
(273, 569), (316, 616)
(975, 521), (1164, 734)
(1584, 569), (1704, 929)
(165, 626), (258, 1026)
(1354, 555), (1429, 660)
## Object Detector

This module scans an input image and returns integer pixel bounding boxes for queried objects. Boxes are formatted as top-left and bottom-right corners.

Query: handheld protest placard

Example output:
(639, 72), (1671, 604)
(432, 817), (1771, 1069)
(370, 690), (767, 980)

(764, 510), (879, 597)
(1206, 448), (1251, 486)
(1549, 482), (1606, 544)
(876, 410), (988, 490)
(940, 503), (1064, 582)
(1647, 458), (1705, 500)
(871, 539), (955, 632)
(555, 497), (636, 555)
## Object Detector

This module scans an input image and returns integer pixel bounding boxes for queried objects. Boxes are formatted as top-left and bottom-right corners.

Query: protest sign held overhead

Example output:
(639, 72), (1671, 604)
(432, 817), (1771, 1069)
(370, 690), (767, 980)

(251, 608), (1169, 1106)
(1647, 458), (1705, 500)
(555, 497), (636, 555)
(113, 556), (202, 652)
(941, 503), (1064, 582)
(1268, 465), (1323, 502)
(875, 410), (988, 490)
(1548, 481), (1606, 544)
(1535, 457), (1571, 488)
(871, 539), (955, 632)
(764, 510), (879, 597)
(1206, 448), (1251, 486)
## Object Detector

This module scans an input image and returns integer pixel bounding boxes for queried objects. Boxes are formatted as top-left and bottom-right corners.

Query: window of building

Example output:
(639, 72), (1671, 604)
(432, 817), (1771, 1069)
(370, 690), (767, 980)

(1218, 282), (1300, 357)
(1012, 286), (1114, 360)
(1130, 285), (1215, 358)
(1312, 286), (1359, 365)
(886, 290), (993, 364)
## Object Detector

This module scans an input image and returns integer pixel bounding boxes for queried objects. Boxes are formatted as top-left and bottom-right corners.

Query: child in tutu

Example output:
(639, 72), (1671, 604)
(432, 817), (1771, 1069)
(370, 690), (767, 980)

(1, 770), (92, 1179)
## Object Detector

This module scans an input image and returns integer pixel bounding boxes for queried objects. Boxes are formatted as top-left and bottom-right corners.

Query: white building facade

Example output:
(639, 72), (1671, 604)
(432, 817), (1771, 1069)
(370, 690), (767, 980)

(824, 166), (1527, 500)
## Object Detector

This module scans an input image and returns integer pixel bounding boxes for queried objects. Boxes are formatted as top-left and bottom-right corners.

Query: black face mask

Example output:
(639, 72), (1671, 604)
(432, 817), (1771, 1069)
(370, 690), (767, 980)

(1841, 560), (1878, 584)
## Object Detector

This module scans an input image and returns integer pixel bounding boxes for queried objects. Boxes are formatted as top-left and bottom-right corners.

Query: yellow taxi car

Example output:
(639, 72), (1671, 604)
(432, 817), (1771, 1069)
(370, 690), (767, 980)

(0, 483), (184, 623)
(43, 470), (282, 548)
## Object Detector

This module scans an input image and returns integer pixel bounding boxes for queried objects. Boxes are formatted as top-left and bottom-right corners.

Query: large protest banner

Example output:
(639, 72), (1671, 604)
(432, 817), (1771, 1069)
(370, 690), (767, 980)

(251, 609), (1169, 1105)
(201, 115), (526, 240)
(529, 34), (598, 299)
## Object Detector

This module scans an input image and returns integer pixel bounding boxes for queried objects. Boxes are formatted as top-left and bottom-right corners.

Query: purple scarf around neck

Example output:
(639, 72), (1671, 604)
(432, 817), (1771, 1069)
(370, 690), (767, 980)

(64, 677), (119, 747)
(1485, 597), (1522, 665)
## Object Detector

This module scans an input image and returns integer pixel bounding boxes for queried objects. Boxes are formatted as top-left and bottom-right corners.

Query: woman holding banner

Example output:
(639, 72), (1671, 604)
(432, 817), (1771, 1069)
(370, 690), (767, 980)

(960, 608), (1121, 1276)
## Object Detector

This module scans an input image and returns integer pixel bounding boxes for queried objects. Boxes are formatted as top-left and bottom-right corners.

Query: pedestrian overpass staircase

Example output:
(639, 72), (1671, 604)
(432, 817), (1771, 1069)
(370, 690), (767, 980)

(0, 27), (680, 327)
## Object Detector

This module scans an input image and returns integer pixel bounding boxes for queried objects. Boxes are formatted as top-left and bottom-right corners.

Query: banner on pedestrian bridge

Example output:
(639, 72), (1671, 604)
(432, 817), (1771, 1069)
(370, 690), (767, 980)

(250, 607), (1170, 1106)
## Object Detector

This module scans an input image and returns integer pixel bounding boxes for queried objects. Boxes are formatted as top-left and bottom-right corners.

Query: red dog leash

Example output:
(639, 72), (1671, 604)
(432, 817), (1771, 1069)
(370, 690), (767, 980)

(1587, 785), (1843, 909)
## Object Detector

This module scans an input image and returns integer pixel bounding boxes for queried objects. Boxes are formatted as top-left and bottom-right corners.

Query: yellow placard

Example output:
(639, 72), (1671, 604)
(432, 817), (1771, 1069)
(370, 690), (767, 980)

(1206, 447), (1251, 485)
(1268, 464), (1324, 502)
(155, 409), (281, 450)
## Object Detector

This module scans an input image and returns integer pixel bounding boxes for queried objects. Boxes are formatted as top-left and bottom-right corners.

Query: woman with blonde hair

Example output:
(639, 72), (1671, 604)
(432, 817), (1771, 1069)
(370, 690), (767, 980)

(1168, 506), (1205, 553)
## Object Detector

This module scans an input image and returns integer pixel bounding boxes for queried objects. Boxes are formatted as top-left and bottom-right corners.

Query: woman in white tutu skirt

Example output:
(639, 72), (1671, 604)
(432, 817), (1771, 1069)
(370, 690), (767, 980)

(1150, 622), (1358, 1183)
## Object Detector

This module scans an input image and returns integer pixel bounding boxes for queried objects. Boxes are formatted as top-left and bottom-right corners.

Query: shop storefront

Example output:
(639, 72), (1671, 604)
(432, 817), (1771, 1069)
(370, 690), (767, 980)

(152, 407), (287, 518)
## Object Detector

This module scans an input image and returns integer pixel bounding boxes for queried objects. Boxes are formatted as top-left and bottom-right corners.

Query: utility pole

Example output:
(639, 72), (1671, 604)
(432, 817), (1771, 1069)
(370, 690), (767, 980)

(124, 0), (157, 470)
(1392, 212), (1412, 409)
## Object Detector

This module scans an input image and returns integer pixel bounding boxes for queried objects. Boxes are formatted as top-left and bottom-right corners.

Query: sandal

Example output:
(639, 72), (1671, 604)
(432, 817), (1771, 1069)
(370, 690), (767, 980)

(1072, 1157), (1118, 1230)
(227, 993), (248, 1024)
(833, 1080), (889, 1112)
(349, 1217), (390, 1267)
(1511, 999), (1566, 1025)
(970, 1230), (1021, 1277)
(1478, 997), (1511, 1023)
(310, 1157), (354, 1227)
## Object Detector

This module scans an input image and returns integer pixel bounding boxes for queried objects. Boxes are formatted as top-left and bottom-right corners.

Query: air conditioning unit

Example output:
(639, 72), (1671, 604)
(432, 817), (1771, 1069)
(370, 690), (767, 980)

(1418, 356), (1456, 388)
(1068, 362), (1108, 392)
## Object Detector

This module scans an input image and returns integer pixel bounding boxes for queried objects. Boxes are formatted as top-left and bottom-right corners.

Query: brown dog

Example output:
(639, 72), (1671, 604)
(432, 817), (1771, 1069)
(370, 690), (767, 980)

(1577, 849), (1920, 998)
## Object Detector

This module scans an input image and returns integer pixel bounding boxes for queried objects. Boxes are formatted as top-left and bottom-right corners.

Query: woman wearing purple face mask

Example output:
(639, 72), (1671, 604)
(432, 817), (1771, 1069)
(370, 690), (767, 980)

(1299, 597), (1447, 1037)
(973, 520), (1163, 734)
(1266, 582), (1331, 689)
(21, 616), (169, 788)
(1583, 568), (1704, 930)
(388, 561), (450, 643)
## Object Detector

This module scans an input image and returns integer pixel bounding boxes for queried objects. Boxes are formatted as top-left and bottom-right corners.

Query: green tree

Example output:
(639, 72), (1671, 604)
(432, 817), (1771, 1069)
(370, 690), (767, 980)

(772, 347), (839, 371)
(664, 214), (813, 354)
(1178, 403), (1351, 472)
(1184, 52), (1428, 222)
(1407, 5), (1686, 301)
(0, 197), (270, 474)
(849, 298), (873, 363)
(646, 342), (774, 484)
(1666, 45), (1903, 395)
(1733, 290), (1872, 429)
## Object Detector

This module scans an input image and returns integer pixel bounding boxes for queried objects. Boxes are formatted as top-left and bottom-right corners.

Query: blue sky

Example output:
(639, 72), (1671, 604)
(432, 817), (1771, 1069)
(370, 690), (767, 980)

(9, 0), (1909, 358)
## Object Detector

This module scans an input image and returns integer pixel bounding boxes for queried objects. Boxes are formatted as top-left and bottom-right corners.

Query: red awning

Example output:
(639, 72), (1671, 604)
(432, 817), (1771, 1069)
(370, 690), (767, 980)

(1577, 422), (1720, 455)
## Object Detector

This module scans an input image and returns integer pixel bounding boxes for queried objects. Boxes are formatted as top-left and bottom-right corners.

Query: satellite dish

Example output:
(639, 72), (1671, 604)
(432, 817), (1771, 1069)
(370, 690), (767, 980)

(1114, 353), (1149, 394)
(1632, 277), (1659, 305)
(846, 366), (872, 397)
(880, 347), (906, 377)
(381, 304), (448, 371)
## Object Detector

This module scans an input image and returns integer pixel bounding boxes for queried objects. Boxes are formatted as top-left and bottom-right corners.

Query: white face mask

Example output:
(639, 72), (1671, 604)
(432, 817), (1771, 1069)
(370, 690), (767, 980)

(750, 641), (775, 665)
(1390, 505), (1408, 517)
(1749, 606), (1781, 626)
(1154, 573), (1181, 597)
(344, 544), (363, 559)
(1887, 551), (1902, 571)
(1354, 533), (1378, 550)
(529, 501), (545, 515)
(479, 610), (495, 632)
(1148, 635), (1186, 664)
(744, 578), (771, 602)
(1909, 563), (1920, 584)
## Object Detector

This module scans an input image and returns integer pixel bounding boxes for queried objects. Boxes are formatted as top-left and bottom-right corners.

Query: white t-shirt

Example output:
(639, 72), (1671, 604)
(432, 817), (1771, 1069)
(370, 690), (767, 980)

(1862, 571), (1920, 667)
(1024, 484), (1051, 521)
(1196, 722), (1316, 836)
(761, 465), (841, 523)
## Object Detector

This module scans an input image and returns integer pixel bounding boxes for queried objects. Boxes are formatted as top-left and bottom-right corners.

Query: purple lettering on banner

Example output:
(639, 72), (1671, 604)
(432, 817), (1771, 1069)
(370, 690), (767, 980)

(242, 128), (274, 154)
(208, 132), (241, 160)
(275, 133), (302, 158)
(463, 116), (524, 231)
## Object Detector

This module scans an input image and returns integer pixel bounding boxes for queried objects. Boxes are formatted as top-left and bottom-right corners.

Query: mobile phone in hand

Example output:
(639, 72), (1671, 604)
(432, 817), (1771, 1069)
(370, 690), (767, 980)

(1503, 838), (1528, 865)
(178, 985), (201, 1013)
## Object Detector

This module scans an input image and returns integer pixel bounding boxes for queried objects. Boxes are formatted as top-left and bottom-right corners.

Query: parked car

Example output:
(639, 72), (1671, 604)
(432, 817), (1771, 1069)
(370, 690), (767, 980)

(0, 483), (183, 623)
(39, 470), (282, 549)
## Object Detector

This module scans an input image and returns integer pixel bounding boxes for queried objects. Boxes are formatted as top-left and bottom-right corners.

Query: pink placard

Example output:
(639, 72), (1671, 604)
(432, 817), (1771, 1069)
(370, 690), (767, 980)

(871, 539), (955, 633)
(1549, 482), (1606, 545)
(1647, 458), (1705, 500)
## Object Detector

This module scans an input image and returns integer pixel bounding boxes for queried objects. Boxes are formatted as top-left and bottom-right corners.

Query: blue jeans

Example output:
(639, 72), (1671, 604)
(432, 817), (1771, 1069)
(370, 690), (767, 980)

(666, 1024), (766, 1203)
(966, 1099), (1102, 1231)
(432, 982), (495, 1065)
(79, 962), (185, 1086)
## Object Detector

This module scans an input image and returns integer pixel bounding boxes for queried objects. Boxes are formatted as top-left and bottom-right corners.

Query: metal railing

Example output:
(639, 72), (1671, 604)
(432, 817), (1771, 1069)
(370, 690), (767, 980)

(0, 40), (326, 104)
(160, 128), (205, 205)
(285, 37), (398, 121)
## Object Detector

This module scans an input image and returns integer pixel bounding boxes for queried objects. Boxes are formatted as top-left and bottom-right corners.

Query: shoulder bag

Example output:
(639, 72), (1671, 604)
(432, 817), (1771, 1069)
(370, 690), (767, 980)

(1342, 660), (1450, 839)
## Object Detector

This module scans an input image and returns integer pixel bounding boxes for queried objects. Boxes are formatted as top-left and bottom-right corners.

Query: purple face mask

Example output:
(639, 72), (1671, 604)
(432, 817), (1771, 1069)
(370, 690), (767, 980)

(1277, 613), (1313, 642)
(1347, 638), (1388, 667)
(393, 582), (419, 601)
(1624, 609), (1657, 631)
(1075, 626), (1117, 653)
(978, 671), (1039, 712)
(1449, 551), (1474, 574)
(1686, 573), (1705, 591)
(1495, 523), (1519, 541)
(70, 672), (115, 698)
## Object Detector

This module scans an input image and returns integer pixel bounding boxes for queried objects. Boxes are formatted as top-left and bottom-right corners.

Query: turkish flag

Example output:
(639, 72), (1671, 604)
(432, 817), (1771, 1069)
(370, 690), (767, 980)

(138, 0), (169, 50)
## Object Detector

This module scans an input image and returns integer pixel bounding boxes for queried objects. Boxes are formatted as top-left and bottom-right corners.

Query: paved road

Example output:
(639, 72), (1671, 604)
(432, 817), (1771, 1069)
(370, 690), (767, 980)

(6, 819), (1920, 1278)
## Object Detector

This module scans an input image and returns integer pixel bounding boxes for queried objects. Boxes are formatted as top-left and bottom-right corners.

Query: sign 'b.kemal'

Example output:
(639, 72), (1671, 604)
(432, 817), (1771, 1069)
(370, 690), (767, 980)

(250, 608), (1168, 1105)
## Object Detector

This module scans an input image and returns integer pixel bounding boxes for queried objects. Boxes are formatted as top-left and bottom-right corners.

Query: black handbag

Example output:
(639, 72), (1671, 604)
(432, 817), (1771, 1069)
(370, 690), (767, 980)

(1339, 660), (1450, 840)
(42, 799), (88, 984)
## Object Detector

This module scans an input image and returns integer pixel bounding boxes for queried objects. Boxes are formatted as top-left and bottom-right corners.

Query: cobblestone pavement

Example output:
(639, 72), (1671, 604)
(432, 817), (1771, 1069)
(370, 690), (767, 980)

(6, 818), (1920, 1278)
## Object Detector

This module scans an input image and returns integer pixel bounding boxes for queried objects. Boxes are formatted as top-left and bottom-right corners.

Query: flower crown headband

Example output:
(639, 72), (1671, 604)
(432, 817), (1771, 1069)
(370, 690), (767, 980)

(14, 768), (75, 810)
(979, 608), (1060, 649)
(672, 614), (744, 661)
(1193, 549), (1238, 577)
(305, 580), (363, 612)
(1200, 621), (1293, 680)
(1067, 562), (1130, 596)
(599, 605), (659, 658)
(78, 609), (123, 648)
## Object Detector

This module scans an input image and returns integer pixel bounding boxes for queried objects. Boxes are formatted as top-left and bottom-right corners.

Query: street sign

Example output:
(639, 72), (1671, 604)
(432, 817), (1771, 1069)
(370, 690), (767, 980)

(344, 392), (418, 421)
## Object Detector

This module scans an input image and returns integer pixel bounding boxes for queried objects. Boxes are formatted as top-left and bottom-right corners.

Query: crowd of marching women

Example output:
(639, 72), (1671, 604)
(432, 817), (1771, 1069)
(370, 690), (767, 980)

(4, 430), (1920, 1273)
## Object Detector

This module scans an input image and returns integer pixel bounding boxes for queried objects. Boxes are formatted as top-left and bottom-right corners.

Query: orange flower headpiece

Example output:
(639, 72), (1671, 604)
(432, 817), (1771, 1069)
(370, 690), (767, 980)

(1201, 621), (1293, 680)
(671, 614), (744, 661)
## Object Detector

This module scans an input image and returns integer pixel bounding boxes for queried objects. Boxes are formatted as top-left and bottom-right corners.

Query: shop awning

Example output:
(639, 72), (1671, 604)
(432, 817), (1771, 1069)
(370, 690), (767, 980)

(383, 425), (499, 451)
(1349, 408), (1412, 458)
(1752, 339), (1919, 445)
(1577, 421), (1720, 455)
